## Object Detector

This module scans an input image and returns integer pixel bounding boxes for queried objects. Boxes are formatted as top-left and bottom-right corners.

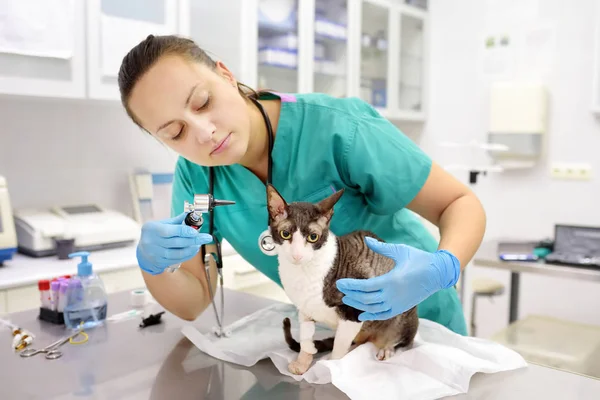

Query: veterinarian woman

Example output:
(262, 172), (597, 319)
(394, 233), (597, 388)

(118, 35), (486, 336)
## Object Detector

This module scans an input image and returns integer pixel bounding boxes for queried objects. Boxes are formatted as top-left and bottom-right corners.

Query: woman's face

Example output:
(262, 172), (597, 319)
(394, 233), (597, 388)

(128, 55), (251, 166)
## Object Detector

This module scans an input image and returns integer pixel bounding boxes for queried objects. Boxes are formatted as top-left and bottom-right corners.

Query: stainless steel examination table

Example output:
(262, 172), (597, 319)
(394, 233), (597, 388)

(2, 288), (599, 399)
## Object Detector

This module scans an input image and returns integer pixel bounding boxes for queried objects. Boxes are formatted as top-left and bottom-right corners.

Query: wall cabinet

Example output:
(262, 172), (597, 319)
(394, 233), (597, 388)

(0, 0), (186, 101)
(181, 0), (429, 122)
(0, 0), (427, 118)
(0, 0), (87, 99)
(86, 0), (182, 100)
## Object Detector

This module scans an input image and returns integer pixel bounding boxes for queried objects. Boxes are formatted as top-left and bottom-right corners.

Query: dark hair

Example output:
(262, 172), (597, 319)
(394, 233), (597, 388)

(118, 34), (259, 129)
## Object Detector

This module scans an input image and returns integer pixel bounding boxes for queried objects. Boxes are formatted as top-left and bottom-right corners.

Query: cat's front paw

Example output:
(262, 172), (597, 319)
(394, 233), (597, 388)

(288, 359), (310, 375)
(288, 351), (313, 375)
(376, 347), (395, 361)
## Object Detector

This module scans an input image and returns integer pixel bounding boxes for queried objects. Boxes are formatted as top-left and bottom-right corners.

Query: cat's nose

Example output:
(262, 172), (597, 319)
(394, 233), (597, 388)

(292, 253), (303, 262)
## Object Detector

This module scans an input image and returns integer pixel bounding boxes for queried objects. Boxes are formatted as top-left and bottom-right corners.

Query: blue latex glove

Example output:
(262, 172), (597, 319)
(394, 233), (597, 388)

(336, 237), (460, 322)
(136, 212), (213, 275)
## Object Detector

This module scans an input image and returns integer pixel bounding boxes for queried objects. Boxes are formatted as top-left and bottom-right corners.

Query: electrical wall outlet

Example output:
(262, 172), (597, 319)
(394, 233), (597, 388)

(550, 163), (593, 180)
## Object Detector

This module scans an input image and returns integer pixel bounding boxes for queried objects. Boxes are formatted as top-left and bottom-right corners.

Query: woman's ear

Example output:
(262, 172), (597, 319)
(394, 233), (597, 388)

(215, 61), (237, 87)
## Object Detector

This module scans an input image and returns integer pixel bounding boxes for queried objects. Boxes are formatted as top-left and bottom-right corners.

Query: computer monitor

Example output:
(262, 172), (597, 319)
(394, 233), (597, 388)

(553, 224), (600, 257)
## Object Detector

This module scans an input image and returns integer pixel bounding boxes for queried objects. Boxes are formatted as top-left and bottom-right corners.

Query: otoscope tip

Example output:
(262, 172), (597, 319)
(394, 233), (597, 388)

(213, 199), (235, 207)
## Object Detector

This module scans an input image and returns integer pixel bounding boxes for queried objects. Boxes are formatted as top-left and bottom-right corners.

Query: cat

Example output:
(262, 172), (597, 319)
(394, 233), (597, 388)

(266, 184), (419, 375)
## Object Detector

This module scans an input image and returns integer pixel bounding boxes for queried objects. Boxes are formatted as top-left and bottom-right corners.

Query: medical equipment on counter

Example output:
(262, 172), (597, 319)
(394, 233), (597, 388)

(35, 275), (72, 325)
(0, 176), (17, 265)
(1, 319), (35, 351)
(20, 329), (87, 360)
(4, 324), (35, 351)
(63, 252), (108, 330)
(486, 82), (548, 168)
(139, 311), (165, 329)
(13, 204), (140, 257)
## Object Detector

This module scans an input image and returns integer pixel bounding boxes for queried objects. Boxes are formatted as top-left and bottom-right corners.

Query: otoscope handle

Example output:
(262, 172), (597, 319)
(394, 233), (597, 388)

(184, 211), (203, 230)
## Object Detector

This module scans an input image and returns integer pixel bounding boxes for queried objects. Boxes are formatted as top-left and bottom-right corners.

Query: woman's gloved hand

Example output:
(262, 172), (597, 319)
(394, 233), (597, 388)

(136, 212), (213, 275)
(336, 237), (460, 322)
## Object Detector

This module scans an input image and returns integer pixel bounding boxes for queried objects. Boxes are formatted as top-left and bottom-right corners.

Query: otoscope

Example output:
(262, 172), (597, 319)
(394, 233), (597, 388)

(182, 194), (235, 230)
(165, 194), (235, 273)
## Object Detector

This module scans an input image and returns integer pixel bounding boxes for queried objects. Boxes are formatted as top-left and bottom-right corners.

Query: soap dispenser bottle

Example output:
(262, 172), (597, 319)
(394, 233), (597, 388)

(63, 251), (108, 330)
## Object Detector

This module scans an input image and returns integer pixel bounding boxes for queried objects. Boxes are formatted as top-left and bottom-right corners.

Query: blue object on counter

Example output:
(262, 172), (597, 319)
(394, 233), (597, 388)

(63, 251), (108, 330)
(0, 246), (17, 265)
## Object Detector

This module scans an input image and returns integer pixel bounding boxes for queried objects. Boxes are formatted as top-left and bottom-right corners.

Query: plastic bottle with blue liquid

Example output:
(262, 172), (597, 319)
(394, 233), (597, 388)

(63, 251), (108, 330)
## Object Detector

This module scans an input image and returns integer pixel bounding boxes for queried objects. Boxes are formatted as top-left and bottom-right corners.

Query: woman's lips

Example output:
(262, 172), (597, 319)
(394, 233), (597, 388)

(210, 133), (231, 155)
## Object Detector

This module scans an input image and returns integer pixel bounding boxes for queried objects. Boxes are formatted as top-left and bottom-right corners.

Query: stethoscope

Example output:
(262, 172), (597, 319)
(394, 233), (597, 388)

(207, 96), (277, 258)
(198, 96), (277, 337)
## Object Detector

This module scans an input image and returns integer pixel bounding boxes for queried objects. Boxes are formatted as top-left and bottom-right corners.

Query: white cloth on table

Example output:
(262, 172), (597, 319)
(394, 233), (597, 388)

(182, 303), (527, 400)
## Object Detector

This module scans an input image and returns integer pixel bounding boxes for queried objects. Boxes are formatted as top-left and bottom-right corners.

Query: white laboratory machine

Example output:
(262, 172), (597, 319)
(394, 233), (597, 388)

(13, 204), (141, 257)
(0, 176), (18, 264)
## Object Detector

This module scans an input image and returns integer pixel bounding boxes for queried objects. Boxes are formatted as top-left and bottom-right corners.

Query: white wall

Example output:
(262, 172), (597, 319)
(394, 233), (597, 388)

(2, 0), (599, 339)
(0, 96), (177, 216)
(424, 0), (600, 337)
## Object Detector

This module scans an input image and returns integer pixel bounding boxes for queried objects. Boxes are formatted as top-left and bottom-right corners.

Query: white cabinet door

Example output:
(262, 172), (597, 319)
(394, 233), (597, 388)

(396, 6), (427, 120)
(256, 0), (302, 93)
(312, 0), (352, 98)
(0, 0), (86, 99)
(98, 267), (146, 294)
(86, 0), (180, 100)
(359, 0), (392, 113)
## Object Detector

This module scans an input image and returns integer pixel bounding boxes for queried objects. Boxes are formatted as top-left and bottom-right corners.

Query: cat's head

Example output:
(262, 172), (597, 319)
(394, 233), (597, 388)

(266, 184), (344, 265)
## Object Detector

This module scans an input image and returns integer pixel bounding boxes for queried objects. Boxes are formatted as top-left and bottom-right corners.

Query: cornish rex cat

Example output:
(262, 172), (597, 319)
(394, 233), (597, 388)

(266, 184), (418, 375)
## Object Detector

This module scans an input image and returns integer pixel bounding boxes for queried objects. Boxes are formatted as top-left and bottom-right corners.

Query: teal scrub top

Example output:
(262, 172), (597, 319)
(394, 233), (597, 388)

(170, 92), (467, 335)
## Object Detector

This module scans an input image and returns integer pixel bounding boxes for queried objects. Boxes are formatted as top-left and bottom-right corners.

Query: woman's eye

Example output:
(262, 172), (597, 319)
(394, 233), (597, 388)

(280, 230), (291, 240)
(194, 95), (211, 112)
(307, 233), (319, 243)
(172, 126), (185, 141)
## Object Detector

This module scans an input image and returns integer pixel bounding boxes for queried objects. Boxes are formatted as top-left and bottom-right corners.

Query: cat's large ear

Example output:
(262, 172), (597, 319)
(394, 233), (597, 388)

(267, 184), (288, 221)
(317, 188), (345, 222)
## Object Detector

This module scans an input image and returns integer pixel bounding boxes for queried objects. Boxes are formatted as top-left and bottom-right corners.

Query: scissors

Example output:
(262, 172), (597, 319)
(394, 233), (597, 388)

(20, 330), (84, 360)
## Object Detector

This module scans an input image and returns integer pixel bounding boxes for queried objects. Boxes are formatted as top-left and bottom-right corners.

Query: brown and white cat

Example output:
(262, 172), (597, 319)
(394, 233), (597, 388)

(266, 184), (418, 375)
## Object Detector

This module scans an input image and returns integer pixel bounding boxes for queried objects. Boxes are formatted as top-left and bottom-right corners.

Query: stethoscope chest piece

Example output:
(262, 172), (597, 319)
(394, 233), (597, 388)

(258, 229), (277, 256)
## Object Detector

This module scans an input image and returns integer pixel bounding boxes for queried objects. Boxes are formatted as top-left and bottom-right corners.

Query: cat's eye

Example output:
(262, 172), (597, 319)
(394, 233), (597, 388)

(280, 230), (291, 240)
(307, 233), (319, 243)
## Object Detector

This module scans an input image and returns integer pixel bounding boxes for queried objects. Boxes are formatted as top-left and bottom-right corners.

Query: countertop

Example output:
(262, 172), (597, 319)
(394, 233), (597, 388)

(473, 240), (600, 282)
(0, 240), (239, 290)
(2, 288), (599, 399)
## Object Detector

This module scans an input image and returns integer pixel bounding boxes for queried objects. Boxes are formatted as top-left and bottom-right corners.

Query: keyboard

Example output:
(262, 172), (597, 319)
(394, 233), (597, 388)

(545, 252), (600, 269)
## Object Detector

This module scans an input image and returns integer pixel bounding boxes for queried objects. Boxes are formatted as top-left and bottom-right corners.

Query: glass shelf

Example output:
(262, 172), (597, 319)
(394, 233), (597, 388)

(313, 0), (348, 98)
(399, 12), (424, 112)
(360, 1), (389, 108)
(257, 0), (299, 92)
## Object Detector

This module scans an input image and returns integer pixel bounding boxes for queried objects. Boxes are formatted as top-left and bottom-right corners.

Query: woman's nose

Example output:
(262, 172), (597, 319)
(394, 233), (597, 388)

(190, 118), (216, 144)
